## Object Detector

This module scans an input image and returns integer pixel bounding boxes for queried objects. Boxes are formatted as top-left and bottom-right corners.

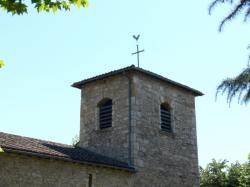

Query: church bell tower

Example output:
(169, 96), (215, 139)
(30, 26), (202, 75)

(72, 65), (203, 187)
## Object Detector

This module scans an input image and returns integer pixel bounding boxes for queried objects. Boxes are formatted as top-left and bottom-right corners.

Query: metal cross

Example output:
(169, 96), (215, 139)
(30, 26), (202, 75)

(132, 34), (144, 67)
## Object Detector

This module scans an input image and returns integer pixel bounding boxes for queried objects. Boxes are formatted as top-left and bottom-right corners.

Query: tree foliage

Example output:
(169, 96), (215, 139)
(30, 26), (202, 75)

(200, 159), (228, 187)
(0, 0), (88, 15)
(200, 155), (250, 187)
(210, 0), (250, 105)
(216, 67), (250, 104)
(209, 0), (250, 32)
(71, 134), (79, 147)
(0, 0), (88, 67)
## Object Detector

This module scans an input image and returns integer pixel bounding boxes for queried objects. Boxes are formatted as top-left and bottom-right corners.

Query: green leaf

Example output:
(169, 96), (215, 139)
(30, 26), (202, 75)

(83, 0), (88, 7)
(61, 1), (70, 10)
(52, 5), (58, 13)
(0, 59), (5, 68)
(38, 3), (45, 12)
(76, 0), (82, 8)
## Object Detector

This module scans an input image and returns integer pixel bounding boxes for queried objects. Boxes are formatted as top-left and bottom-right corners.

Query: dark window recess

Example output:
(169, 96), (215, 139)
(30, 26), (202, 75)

(88, 174), (92, 187)
(160, 104), (171, 132)
(99, 99), (112, 129)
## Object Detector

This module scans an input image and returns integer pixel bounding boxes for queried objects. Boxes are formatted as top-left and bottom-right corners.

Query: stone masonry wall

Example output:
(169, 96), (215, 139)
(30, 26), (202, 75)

(77, 70), (200, 187)
(132, 72), (200, 187)
(79, 74), (131, 163)
(0, 153), (133, 187)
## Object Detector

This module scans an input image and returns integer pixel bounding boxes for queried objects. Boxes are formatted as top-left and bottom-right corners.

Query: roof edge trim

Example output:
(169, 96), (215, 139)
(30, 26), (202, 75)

(2, 147), (136, 173)
(72, 65), (203, 96)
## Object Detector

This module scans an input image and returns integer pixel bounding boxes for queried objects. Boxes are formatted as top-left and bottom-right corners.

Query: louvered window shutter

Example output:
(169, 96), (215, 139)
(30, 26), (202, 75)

(160, 104), (171, 132)
(99, 100), (112, 129)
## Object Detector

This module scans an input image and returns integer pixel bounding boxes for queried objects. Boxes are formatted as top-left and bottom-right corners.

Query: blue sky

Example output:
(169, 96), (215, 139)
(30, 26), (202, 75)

(0, 0), (249, 167)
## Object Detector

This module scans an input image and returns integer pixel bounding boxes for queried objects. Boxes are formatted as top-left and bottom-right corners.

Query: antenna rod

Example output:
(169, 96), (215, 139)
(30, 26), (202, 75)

(137, 44), (139, 67)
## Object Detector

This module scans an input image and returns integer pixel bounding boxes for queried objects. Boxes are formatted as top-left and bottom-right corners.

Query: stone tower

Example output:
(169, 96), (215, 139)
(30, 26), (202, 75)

(72, 65), (203, 187)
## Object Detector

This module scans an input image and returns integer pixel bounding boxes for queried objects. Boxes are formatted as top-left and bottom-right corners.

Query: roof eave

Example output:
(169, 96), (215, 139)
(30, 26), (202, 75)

(71, 66), (204, 97)
(1, 147), (136, 173)
(71, 65), (135, 89)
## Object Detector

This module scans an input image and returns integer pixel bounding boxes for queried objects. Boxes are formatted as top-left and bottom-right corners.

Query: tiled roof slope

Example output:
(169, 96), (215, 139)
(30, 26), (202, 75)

(72, 65), (203, 96)
(0, 132), (135, 172)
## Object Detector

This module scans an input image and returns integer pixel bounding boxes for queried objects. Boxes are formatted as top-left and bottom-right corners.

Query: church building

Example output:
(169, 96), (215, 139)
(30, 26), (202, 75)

(0, 65), (203, 187)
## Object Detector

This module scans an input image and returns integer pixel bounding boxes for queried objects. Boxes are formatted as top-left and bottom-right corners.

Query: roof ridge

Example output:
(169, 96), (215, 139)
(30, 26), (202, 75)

(0, 131), (72, 148)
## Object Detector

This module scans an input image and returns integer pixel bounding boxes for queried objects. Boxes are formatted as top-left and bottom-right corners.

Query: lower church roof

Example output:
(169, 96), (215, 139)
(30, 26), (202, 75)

(0, 132), (135, 172)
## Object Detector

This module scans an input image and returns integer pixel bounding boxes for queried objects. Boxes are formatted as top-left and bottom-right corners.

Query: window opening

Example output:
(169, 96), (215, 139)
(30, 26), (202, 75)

(88, 174), (92, 187)
(160, 104), (171, 132)
(99, 99), (112, 129)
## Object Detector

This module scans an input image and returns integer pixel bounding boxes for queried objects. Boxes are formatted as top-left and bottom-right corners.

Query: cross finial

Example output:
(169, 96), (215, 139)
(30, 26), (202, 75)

(132, 34), (144, 67)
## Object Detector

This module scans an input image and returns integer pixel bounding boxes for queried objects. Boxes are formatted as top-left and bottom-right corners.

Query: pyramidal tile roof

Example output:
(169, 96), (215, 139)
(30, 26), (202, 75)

(72, 65), (203, 96)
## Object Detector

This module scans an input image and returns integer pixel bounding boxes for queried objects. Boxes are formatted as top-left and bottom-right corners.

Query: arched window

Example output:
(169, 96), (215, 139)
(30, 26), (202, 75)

(160, 103), (172, 132)
(98, 99), (112, 129)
